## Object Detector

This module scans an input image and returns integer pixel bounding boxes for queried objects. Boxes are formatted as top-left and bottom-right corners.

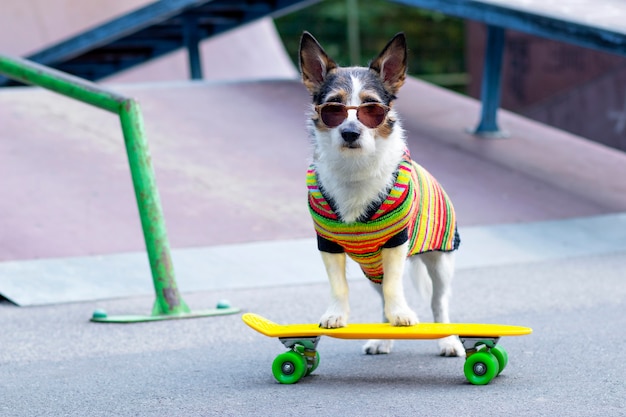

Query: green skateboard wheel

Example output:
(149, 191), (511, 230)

(490, 345), (508, 375)
(464, 351), (500, 385)
(272, 351), (307, 384)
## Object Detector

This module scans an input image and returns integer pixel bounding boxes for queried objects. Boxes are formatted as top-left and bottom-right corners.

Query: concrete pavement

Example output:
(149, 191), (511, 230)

(1, 249), (625, 416)
(2, 212), (626, 306)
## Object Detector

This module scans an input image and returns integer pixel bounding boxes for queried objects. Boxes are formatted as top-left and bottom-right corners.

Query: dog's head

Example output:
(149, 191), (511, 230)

(299, 32), (407, 157)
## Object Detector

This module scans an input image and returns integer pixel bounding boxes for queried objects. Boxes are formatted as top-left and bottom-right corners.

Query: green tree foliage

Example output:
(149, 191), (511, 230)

(274, 0), (467, 92)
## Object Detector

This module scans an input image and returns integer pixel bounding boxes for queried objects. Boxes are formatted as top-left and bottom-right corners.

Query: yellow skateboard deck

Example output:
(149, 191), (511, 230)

(242, 313), (532, 386)
(242, 313), (532, 340)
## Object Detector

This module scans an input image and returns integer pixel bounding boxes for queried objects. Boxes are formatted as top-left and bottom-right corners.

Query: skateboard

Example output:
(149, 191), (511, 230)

(242, 313), (532, 385)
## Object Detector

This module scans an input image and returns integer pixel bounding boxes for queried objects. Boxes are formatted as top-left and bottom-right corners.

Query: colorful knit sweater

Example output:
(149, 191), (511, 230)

(307, 150), (460, 284)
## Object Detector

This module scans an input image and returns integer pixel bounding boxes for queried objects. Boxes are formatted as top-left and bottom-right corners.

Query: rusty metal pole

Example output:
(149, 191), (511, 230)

(118, 99), (190, 316)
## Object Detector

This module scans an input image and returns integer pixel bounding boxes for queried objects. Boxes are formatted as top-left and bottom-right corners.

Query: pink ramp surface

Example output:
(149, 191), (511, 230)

(2, 78), (626, 262)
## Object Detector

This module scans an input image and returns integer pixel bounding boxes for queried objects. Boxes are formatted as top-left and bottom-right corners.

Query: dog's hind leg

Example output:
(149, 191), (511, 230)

(362, 283), (395, 354)
(419, 251), (465, 357)
(319, 252), (350, 328)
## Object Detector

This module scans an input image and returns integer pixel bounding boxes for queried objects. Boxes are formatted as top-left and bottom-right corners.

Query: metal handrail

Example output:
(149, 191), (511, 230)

(0, 54), (238, 322)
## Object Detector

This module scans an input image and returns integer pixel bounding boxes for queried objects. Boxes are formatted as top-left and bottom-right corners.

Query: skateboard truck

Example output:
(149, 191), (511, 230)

(279, 336), (321, 351)
(459, 336), (508, 384)
(276, 337), (321, 382)
(460, 336), (500, 355)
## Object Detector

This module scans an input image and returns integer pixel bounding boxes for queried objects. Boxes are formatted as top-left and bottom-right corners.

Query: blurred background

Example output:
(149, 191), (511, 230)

(2, 0), (626, 151)
(273, 0), (626, 152)
(274, 0), (467, 93)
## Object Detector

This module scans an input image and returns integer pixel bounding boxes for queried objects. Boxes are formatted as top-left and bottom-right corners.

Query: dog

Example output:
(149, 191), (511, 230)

(299, 31), (464, 357)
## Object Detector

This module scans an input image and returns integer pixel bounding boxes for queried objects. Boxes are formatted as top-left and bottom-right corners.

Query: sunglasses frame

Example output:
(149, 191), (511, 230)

(315, 102), (391, 129)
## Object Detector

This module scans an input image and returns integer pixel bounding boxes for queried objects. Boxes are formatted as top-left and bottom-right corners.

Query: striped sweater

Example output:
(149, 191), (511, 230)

(307, 150), (460, 284)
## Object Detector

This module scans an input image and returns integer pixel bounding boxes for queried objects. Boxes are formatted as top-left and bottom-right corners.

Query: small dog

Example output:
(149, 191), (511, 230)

(300, 32), (464, 357)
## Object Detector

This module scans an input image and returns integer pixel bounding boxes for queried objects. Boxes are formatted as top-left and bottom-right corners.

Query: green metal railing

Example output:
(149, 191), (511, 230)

(0, 54), (239, 322)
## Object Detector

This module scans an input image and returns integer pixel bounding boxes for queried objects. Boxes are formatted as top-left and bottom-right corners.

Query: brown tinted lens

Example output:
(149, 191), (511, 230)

(320, 104), (347, 127)
(358, 104), (387, 128)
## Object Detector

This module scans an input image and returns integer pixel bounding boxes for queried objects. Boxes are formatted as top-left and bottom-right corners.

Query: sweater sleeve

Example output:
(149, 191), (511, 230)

(382, 228), (408, 248)
(317, 235), (345, 253)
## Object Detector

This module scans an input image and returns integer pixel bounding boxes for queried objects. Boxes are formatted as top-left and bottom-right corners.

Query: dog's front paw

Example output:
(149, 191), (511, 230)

(319, 312), (348, 328)
(363, 339), (394, 355)
(438, 335), (466, 357)
(386, 306), (418, 326)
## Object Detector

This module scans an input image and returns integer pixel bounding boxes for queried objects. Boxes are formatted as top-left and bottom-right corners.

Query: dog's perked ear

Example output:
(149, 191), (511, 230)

(369, 33), (408, 95)
(299, 31), (338, 95)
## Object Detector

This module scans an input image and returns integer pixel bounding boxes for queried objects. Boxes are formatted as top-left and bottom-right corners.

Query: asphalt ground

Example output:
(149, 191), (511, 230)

(1, 250), (625, 416)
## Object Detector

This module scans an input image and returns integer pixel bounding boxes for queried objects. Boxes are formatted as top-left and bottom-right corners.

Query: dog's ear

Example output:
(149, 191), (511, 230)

(369, 33), (407, 95)
(299, 32), (337, 95)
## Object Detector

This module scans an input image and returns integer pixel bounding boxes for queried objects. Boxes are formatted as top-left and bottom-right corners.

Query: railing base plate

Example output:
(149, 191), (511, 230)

(90, 306), (240, 323)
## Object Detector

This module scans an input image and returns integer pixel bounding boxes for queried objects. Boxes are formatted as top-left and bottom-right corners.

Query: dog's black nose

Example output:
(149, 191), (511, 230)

(341, 129), (360, 143)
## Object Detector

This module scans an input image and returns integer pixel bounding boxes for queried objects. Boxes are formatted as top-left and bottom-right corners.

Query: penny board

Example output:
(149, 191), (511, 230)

(242, 313), (532, 339)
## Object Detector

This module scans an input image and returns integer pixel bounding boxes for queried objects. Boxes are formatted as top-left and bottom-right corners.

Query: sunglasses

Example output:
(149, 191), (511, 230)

(315, 102), (390, 129)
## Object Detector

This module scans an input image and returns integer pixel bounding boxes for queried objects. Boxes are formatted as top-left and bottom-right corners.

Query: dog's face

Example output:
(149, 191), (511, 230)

(299, 32), (407, 158)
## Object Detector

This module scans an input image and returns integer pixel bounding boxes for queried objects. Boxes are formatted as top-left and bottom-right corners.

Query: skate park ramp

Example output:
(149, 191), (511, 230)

(2, 4), (626, 305)
(0, 1), (299, 83)
(2, 73), (626, 305)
